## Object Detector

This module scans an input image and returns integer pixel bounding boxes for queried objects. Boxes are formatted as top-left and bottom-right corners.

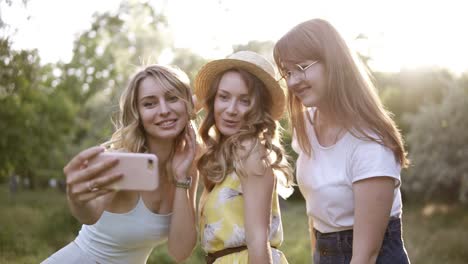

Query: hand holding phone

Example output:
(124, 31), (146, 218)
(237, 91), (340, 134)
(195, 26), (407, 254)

(88, 152), (159, 191)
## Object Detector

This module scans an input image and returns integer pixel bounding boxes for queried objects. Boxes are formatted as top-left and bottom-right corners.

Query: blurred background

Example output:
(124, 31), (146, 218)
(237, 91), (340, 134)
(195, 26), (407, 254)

(1, 0), (467, 263)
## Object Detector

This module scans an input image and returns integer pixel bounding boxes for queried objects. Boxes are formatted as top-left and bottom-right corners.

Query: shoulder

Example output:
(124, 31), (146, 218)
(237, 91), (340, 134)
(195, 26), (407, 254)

(349, 126), (390, 144)
(352, 139), (393, 159)
(348, 134), (401, 178)
(345, 128), (398, 165)
(349, 129), (390, 157)
(236, 138), (271, 177)
(237, 138), (265, 158)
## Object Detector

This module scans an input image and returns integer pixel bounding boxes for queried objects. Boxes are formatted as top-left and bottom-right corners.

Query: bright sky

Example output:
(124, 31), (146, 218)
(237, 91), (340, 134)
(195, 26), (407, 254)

(2, 0), (468, 74)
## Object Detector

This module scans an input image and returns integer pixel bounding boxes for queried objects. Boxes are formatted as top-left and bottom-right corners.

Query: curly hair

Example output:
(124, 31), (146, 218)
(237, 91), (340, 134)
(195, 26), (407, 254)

(197, 68), (293, 191)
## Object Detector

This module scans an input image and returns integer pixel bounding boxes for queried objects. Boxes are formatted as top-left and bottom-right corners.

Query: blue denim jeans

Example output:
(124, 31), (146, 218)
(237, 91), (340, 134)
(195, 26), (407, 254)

(313, 218), (410, 264)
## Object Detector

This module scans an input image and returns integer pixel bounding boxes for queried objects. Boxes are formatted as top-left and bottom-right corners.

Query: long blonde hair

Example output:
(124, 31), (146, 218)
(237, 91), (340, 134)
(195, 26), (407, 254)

(197, 68), (293, 190)
(104, 65), (195, 177)
(274, 19), (408, 167)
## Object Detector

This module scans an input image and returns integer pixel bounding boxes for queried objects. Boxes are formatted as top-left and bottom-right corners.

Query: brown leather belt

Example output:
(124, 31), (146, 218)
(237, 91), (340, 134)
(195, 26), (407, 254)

(206, 246), (247, 264)
(206, 245), (278, 264)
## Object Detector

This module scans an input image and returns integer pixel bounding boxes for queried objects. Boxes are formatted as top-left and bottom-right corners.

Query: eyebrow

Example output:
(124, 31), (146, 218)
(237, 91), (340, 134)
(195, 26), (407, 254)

(139, 95), (157, 102)
(217, 88), (249, 97)
(139, 89), (178, 101)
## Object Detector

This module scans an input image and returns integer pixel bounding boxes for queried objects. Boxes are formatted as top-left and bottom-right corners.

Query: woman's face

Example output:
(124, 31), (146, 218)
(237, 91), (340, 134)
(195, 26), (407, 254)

(213, 71), (253, 137)
(137, 77), (188, 142)
(284, 60), (326, 108)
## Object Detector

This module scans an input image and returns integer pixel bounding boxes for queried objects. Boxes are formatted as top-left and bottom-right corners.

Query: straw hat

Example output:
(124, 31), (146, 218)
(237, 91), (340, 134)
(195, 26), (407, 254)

(194, 51), (285, 120)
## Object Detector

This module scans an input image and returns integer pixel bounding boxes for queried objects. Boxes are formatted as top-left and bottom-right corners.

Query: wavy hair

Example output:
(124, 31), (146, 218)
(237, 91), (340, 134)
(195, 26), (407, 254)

(197, 68), (293, 191)
(104, 65), (195, 178)
(274, 19), (408, 167)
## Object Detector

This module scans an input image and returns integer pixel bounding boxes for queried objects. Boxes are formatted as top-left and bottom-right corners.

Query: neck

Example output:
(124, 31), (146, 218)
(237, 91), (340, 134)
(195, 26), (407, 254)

(314, 106), (346, 146)
(315, 106), (338, 128)
(146, 137), (174, 164)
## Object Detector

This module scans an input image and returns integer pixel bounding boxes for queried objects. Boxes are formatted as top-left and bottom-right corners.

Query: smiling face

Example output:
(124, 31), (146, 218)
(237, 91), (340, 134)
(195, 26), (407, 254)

(283, 60), (326, 108)
(137, 77), (188, 143)
(213, 71), (253, 137)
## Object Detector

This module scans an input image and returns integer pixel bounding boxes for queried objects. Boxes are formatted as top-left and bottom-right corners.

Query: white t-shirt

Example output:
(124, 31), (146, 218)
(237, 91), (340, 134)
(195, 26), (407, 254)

(293, 108), (403, 233)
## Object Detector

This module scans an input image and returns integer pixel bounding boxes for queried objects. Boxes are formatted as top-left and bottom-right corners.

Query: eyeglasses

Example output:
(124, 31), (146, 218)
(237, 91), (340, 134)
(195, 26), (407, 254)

(282, 60), (319, 80)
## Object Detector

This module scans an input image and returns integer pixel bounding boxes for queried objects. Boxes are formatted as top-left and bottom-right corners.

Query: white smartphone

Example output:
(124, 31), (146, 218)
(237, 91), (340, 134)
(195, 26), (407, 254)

(88, 152), (159, 191)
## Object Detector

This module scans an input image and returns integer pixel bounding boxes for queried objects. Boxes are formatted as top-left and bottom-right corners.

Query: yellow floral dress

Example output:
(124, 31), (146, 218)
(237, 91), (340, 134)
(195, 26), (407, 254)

(200, 172), (289, 264)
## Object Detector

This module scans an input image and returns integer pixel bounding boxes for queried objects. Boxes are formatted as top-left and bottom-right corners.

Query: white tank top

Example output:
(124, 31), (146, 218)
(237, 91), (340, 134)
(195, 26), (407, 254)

(74, 196), (171, 264)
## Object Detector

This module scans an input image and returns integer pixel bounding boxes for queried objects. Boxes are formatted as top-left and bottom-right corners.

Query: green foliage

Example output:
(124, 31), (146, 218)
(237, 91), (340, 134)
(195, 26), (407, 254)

(0, 0), (205, 185)
(377, 68), (451, 134)
(171, 48), (208, 82)
(58, 0), (173, 151)
(403, 85), (468, 204)
(0, 186), (79, 262)
(0, 38), (76, 184)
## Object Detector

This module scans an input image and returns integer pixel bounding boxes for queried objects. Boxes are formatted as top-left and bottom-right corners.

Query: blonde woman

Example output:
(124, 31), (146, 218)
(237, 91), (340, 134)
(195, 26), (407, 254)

(196, 51), (293, 264)
(274, 19), (410, 264)
(42, 65), (198, 264)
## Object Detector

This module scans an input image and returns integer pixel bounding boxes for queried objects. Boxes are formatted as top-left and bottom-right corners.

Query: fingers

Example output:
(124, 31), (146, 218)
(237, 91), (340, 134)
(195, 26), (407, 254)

(188, 122), (196, 140)
(64, 146), (105, 174)
(74, 189), (114, 204)
(84, 172), (122, 192)
(67, 157), (119, 186)
(184, 124), (196, 156)
(68, 172), (122, 202)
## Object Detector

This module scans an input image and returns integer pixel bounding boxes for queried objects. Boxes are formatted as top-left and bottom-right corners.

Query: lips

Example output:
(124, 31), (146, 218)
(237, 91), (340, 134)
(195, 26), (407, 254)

(294, 87), (310, 97)
(222, 118), (239, 127)
(156, 118), (177, 128)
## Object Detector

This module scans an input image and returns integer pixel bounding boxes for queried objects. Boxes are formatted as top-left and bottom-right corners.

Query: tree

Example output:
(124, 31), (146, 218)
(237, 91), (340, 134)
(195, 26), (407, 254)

(403, 84), (468, 204)
(56, 0), (173, 153)
(0, 0), (176, 185)
(377, 68), (452, 135)
(171, 48), (207, 82)
(0, 38), (76, 185)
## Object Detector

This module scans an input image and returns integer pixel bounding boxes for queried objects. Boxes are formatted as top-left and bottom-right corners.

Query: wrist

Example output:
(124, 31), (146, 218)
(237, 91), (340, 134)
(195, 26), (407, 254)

(173, 176), (192, 189)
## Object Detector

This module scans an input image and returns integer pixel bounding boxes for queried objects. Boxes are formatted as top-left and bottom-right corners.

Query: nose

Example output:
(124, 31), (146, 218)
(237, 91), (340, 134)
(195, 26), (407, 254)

(226, 99), (238, 116)
(159, 100), (170, 116)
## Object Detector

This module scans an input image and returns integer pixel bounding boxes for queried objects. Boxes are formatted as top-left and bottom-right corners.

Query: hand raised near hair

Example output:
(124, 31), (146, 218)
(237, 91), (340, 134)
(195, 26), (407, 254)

(64, 146), (122, 207)
(172, 123), (197, 182)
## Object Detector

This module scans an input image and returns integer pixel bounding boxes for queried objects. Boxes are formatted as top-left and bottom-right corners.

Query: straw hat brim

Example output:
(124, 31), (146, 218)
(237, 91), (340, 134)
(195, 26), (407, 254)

(194, 59), (286, 120)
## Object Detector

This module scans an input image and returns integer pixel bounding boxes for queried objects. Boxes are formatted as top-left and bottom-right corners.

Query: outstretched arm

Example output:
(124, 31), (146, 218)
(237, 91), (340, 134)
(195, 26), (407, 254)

(65, 146), (121, 225)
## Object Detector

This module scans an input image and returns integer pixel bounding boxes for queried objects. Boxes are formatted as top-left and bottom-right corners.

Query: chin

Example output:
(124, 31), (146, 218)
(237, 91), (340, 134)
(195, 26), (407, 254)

(300, 98), (318, 108)
(152, 128), (185, 140)
(218, 127), (239, 137)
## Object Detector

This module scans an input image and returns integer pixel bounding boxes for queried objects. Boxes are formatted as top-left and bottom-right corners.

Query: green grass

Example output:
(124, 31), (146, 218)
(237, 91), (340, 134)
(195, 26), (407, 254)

(1, 186), (467, 263)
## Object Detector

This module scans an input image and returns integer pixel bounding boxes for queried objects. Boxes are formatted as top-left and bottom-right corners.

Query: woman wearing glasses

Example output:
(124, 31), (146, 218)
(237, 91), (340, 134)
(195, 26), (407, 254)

(274, 19), (410, 264)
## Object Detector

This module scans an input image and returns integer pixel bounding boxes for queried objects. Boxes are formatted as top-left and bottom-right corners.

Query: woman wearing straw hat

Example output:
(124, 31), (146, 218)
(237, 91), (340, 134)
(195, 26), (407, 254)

(195, 51), (293, 264)
(42, 65), (198, 264)
(274, 19), (410, 264)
